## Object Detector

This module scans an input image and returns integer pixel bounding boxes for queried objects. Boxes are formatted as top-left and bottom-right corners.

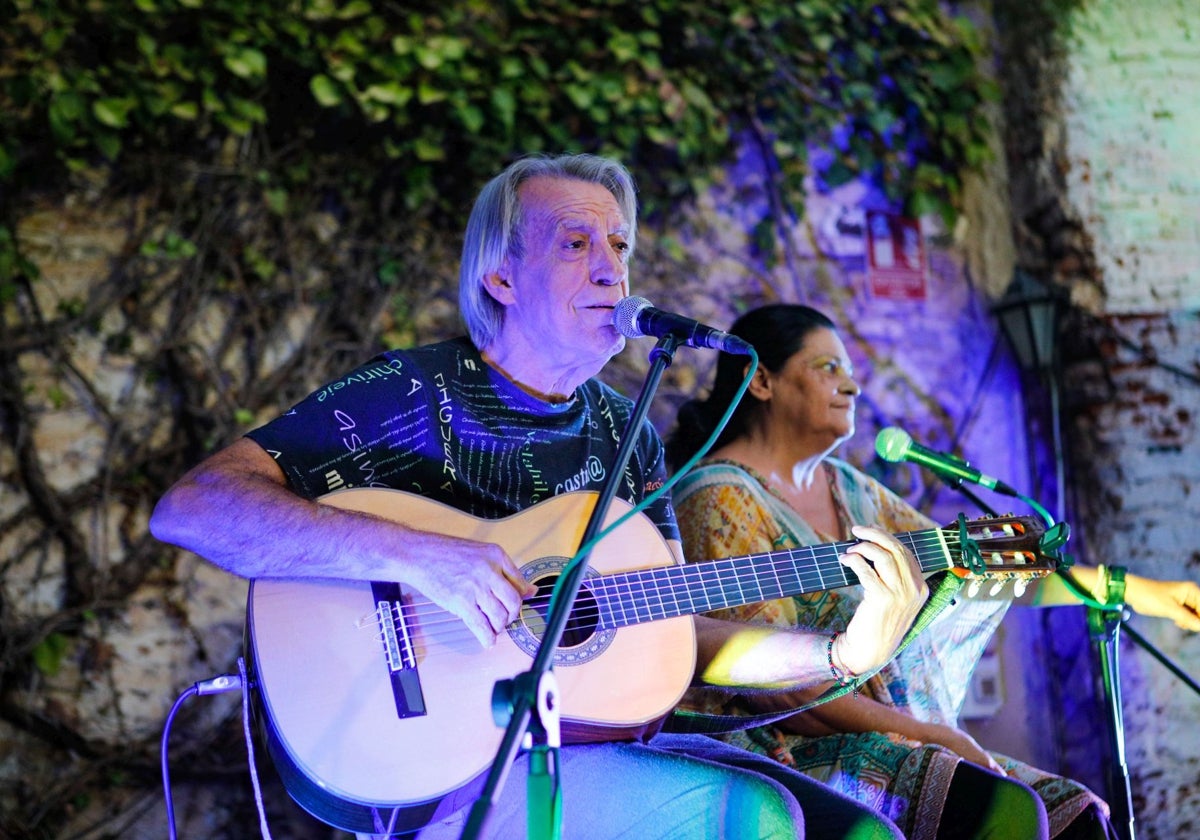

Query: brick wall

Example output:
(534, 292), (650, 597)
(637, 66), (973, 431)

(1060, 0), (1200, 836)
(1064, 0), (1200, 313)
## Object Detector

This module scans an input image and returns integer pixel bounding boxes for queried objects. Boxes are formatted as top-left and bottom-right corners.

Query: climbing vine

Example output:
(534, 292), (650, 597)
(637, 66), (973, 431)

(2, 0), (996, 224)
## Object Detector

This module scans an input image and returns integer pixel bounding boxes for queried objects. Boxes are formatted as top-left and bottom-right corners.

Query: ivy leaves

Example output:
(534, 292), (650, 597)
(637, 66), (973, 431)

(2, 0), (996, 223)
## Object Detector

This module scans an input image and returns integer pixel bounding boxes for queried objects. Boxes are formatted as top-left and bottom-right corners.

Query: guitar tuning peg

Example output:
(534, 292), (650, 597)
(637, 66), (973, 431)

(967, 579), (982, 597)
(988, 579), (1006, 597)
(1014, 577), (1028, 598)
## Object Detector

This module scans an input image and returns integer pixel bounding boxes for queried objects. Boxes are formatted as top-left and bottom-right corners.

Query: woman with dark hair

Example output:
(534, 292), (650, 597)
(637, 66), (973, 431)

(666, 302), (1156, 840)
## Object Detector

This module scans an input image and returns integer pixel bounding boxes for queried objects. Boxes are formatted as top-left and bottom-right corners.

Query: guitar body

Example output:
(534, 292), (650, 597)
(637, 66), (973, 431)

(246, 488), (696, 834)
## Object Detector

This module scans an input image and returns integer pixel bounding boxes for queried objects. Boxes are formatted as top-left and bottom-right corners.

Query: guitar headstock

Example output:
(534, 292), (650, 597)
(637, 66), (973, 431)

(941, 514), (1059, 598)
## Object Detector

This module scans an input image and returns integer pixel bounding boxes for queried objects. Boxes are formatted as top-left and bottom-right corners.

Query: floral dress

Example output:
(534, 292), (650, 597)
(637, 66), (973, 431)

(673, 458), (1108, 839)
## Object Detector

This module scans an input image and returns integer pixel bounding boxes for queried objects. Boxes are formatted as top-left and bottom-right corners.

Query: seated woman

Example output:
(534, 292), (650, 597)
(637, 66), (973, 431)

(667, 303), (1200, 840)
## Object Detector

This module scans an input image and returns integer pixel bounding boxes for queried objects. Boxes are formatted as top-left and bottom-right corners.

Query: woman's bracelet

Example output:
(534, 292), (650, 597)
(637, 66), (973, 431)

(826, 631), (860, 694)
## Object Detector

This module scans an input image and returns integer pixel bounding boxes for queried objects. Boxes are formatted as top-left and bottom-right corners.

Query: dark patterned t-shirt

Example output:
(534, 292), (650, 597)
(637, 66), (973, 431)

(245, 336), (678, 541)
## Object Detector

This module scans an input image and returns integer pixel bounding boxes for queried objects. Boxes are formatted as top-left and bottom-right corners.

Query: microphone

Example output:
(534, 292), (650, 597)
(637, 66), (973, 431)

(875, 426), (1017, 496)
(612, 296), (753, 355)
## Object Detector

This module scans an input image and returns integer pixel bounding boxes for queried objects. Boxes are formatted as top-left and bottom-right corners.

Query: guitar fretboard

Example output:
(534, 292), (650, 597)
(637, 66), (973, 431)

(590, 529), (953, 629)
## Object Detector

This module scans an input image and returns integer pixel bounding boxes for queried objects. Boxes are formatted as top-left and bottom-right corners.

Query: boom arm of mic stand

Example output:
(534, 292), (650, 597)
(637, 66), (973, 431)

(1119, 620), (1200, 697)
(460, 334), (682, 840)
(941, 476), (999, 518)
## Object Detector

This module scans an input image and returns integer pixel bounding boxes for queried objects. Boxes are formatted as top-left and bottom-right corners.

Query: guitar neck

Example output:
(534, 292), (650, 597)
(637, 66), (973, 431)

(593, 528), (952, 628)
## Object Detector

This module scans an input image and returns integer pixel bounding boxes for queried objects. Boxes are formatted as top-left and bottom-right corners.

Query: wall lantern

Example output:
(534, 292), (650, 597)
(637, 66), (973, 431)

(991, 269), (1067, 373)
(991, 268), (1069, 523)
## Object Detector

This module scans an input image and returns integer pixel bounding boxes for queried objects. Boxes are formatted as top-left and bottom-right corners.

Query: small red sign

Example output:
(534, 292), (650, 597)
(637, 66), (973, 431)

(866, 211), (926, 301)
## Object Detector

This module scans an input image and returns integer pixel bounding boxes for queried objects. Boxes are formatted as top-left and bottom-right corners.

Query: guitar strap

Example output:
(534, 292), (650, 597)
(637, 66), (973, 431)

(664, 557), (965, 735)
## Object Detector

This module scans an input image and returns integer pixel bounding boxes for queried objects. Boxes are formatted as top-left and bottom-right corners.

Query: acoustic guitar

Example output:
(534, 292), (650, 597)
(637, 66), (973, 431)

(245, 487), (1055, 834)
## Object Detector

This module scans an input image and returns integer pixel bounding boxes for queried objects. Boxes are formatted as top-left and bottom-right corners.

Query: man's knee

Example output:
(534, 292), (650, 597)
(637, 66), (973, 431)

(944, 768), (1048, 840)
(722, 773), (805, 840)
(983, 778), (1048, 840)
(841, 813), (906, 840)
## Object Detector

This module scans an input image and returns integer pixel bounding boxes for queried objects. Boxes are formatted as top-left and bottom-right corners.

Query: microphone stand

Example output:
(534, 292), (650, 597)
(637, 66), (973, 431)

(461, 333), (682, 840)
(941, 475), (1199, 840)
(1072, 562), (1200, 840)
(941, 475), (1135, 837)
(1087, 569), (1134, 840)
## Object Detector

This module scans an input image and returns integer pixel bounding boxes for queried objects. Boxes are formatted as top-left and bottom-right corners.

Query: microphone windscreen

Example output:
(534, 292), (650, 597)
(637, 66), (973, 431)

(875, 427), (913, 463)
(612, 296), (652, 339)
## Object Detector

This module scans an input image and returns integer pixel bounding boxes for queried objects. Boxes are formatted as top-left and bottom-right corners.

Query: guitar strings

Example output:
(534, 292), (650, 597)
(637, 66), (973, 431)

(382, 531), (1010, 630)
(362, 530), (1042, 650)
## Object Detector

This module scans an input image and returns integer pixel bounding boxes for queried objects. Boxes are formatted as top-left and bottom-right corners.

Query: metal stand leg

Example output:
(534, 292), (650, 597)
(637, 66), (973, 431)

(1086, 566), (1135, 840)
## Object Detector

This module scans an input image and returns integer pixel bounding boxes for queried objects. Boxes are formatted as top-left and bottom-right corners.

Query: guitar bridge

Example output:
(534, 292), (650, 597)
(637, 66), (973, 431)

(379, 600), (416, 672)
(371, 582), (427, 719)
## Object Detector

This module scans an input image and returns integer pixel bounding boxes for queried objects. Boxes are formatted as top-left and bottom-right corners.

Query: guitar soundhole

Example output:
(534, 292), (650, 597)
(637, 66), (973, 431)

(508, 558), (616, 665)
(520, 574), (600, 647)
